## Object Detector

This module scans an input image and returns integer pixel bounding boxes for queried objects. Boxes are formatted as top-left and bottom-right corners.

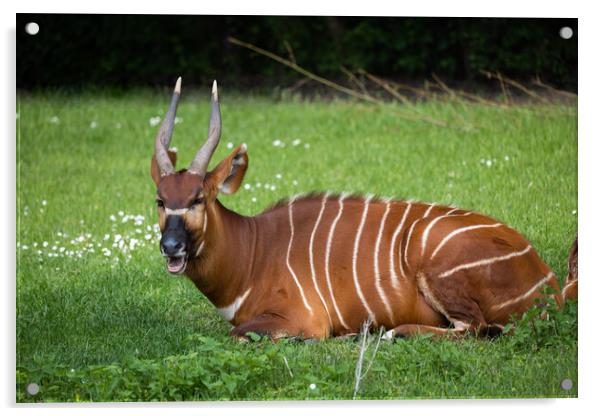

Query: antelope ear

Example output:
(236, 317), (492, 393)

(151, 148), (178, 186)
(205, 144), (248, 195)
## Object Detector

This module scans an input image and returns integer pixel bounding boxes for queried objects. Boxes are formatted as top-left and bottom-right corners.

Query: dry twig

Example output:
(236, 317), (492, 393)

(353, 320), (384, 399)
(482, 70), (550, 105)
(228, 36), (468, 130)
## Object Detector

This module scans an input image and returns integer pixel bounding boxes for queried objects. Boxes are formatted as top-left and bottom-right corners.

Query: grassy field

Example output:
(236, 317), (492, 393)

(16, 89), (577, 402)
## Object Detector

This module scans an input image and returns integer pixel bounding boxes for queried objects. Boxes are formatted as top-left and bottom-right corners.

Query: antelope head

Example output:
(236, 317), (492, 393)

(150, 78), (249, 274)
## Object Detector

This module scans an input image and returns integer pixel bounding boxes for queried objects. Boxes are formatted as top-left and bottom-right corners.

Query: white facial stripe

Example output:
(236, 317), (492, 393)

(195, 241), (205, 257)
(165, 207), (189, 216)
(438, 245), (532, 279)
(217, 287), (252, 322)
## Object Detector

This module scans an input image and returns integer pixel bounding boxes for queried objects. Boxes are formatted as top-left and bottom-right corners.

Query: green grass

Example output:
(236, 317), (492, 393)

(16, 89), (577, 402)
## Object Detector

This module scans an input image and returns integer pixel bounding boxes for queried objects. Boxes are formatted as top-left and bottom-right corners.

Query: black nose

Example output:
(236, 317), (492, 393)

(161, 236), (185, 256)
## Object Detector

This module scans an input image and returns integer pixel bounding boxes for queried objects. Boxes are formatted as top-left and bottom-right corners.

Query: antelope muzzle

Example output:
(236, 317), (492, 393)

(160, 215), (190, 274)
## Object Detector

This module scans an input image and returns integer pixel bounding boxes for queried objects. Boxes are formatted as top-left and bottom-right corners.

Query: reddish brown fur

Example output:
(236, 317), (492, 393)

(150, 83), (577, 341)
(151, 162), (577, 340)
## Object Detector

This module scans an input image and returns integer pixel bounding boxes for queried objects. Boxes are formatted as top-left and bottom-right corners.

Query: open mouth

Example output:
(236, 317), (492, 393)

(166, 254), (187, 274)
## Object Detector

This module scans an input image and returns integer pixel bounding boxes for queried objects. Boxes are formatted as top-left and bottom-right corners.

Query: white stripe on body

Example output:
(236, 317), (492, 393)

(217, 287), (252, 322)
(430, 223), (503, 260)
(491, 272), (555, 311)
(561, 279), (577, 299)
(423, 203), (436, 218)
(420, 207), (459, 256)
(403, 203), (437, 270)
(391, 202), (413, 283)
(324, 194), (351, 330)
(374, 202), (394, 322)
(352, 196), (377, 323)
(308, 193), (333, 328)
(438, 245), (532, 279)
(403, 218), (420, 270)
(286, 199), (314, 314)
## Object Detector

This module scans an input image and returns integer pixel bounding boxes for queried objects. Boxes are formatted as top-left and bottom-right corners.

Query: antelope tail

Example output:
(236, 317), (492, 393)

(561, 235), (578, 302)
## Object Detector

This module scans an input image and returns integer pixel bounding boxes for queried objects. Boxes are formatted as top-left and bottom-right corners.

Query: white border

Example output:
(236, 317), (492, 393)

(4, 1), (601, 415)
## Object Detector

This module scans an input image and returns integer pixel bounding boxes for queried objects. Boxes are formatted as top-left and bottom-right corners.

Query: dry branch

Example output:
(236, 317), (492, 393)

(228, 36), (378, 103)
(481, 70), (551, 105)
(532, 76), (577, 100)
(431, 73), (511, 109)
(228, 36), (469, 130)
(340, 66), (371, 98)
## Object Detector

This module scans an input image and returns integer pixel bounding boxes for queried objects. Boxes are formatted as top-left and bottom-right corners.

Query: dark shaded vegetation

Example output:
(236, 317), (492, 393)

(17, 15), (577, 91)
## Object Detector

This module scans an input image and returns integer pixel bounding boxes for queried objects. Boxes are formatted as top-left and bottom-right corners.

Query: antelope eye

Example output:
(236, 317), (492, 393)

(156, 199), (165, 208)
(192, 198), (204, 206)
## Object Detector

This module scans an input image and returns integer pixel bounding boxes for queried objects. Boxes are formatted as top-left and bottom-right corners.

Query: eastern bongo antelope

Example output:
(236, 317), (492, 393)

(151, 78), (578, 340)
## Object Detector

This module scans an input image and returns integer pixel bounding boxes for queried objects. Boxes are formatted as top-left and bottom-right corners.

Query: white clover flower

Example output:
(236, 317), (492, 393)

(174, 117), (183, 124)
(251, 197), (257, 203)
(149, 116), (161, 127)
(41, 200), (48, 206)
(109, 215), (116, 222)
(42, 241), (48, 247)
(304, 143), (310, 149)
(270, 185), (276, 191)
(49, 116), (59, 124)
(90, 121), (97, 129)
(292, 139), (301, 146)
(21, 245), (29, 250)
(275, 173), (282, 180)
(115, 122), (122, 129)
(272, 139), (285, 147)
(292, 180), (298, 186)
(226, 142), (234, 149)
(114, 234), (122, 242)
(104, 234), (110, 240)
(309, 383), (316, 390)
(144, 234), (152, 240)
